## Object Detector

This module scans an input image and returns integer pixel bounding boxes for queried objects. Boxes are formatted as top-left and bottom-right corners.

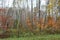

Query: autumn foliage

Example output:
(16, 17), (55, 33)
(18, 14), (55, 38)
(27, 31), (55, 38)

(25, 16), (60, 33)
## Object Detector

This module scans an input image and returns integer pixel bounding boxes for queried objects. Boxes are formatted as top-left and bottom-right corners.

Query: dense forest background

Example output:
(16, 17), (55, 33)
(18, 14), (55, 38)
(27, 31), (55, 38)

(0, 0), (60, 38)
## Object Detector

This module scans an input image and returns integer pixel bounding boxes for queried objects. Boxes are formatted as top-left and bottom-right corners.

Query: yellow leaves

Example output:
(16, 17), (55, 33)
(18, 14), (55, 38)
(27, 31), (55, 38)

(36, 23), (40, 28)
(47, 0), (54, 13)
(58, 0), (60, 6)
(49, 0), (53, 3)
(47, 3), (53, 9)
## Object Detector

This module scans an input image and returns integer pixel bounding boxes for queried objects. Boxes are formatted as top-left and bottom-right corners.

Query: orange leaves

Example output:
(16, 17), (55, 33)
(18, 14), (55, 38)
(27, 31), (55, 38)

(39, 18), (45, 29)
(26, 17), (31, 26)
(40, 18), (44, 24)
(26, 17), (33, 30)
(47, 16), (56, 27)
(25, 16), (60, 32)
(56, 17), (60, 29)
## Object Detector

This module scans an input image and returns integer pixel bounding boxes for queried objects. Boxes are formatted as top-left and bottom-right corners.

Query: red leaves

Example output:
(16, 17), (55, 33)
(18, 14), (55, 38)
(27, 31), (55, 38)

(0, 16), (10, 30)
(0, 8), (6, 12)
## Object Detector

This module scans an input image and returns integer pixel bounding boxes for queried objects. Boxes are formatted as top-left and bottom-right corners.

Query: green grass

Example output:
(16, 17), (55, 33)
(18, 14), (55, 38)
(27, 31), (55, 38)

(0, 34), (60, 40)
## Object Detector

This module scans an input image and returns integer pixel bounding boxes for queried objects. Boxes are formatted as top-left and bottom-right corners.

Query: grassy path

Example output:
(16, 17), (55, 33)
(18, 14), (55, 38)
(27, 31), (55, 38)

(0, 34), (60, 40)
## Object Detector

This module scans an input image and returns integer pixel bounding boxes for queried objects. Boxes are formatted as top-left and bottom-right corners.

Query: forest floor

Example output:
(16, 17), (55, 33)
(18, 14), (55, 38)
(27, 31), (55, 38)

(0, 34), (60, 40)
